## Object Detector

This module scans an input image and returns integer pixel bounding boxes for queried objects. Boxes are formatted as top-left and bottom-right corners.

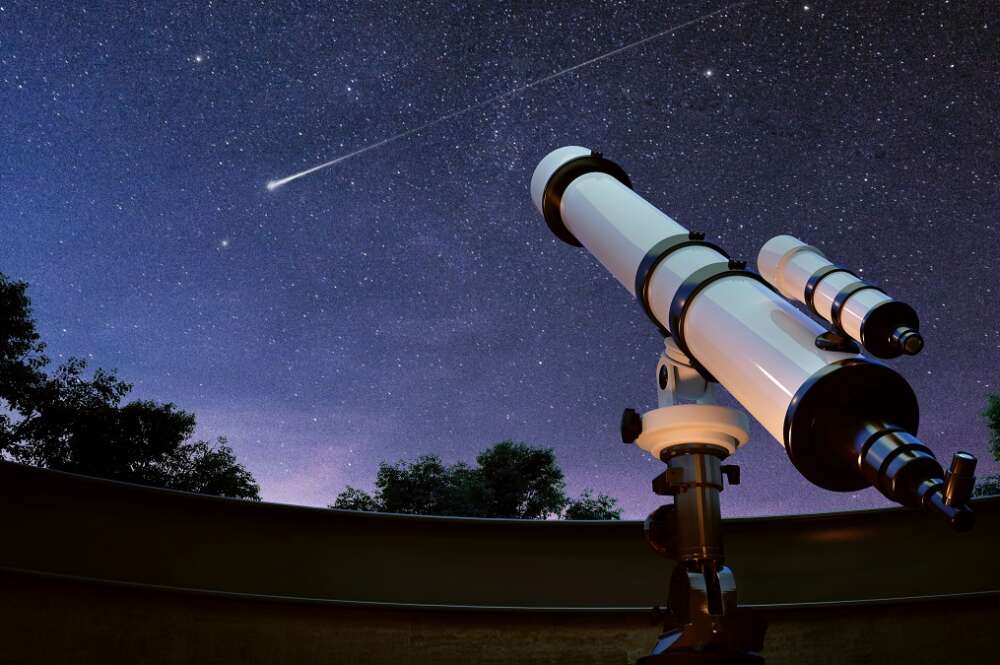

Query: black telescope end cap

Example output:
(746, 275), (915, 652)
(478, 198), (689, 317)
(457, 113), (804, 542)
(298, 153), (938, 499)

(541, 151), (632, 247)
(860, 300), (921, 359)
(783, 359), (919, 492)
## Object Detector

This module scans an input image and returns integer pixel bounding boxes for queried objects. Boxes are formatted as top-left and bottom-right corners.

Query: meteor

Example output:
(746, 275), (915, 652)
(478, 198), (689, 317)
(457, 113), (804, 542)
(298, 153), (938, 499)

(265, 1), (751, 191)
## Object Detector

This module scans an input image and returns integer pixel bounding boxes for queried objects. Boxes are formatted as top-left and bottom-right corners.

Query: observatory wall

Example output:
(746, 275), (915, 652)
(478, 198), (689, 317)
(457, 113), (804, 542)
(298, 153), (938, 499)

(1, 461), (997, 664)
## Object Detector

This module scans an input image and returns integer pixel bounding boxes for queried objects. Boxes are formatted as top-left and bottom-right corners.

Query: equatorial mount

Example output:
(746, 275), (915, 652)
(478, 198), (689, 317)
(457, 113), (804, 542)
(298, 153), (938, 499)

(623, 338), (765, 664)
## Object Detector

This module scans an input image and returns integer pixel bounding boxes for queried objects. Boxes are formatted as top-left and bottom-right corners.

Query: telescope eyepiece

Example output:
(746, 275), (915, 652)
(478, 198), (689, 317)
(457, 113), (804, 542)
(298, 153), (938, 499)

(893, 326), (924, 356)
(943, 451), (977, 508)
(851, 425), (976, 531)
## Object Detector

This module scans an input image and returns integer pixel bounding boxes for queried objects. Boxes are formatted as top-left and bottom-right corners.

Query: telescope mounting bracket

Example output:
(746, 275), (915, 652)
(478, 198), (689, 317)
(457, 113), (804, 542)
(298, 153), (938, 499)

(622, 338), (750, 459)
(623, 338), (765, 664)
(813, 329), (861, 354)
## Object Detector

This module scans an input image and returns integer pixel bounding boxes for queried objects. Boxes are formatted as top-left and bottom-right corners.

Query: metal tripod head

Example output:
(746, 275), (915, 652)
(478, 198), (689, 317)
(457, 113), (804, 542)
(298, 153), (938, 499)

(622, 338), (766, 664)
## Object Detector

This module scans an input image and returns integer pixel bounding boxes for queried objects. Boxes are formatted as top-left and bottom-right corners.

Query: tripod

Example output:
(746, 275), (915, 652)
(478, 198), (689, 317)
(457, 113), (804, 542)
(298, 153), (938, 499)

(621, 339), (767, 664)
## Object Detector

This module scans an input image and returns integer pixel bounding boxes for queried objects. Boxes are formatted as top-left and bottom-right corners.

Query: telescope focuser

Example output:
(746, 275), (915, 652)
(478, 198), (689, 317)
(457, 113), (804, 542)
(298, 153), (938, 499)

(845, 422), (977, 531)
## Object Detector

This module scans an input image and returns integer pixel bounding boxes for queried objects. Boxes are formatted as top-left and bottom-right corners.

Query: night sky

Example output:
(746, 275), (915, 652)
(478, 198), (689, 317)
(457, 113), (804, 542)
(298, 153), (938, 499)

(3, 1), (998, 517)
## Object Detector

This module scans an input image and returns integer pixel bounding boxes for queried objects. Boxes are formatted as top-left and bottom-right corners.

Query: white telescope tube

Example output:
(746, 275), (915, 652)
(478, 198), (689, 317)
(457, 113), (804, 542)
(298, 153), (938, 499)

(758, 235), (923, 359)
(531, 147), (860, 446)
(530, 146), (973, 529)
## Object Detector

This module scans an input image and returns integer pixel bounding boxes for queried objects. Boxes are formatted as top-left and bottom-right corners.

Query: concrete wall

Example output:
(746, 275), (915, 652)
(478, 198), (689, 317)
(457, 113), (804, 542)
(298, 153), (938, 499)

(1, 461), (997, 663)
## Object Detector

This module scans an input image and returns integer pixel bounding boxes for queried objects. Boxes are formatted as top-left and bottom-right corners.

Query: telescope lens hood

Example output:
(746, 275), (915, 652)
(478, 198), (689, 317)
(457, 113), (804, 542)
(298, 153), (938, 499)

(539, 151), (632, 247)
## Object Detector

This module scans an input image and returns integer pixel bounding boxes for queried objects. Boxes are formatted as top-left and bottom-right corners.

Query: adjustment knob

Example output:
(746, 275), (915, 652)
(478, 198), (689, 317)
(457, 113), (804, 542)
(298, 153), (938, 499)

(621, 408), (642, 444)
(721, 464), (741, 486)
(644, 504), (678, 559)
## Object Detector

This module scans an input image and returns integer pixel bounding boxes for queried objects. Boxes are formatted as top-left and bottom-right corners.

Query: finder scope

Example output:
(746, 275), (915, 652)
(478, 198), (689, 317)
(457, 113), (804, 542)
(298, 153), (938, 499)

(531, 146), (975, 530)
(758, 235), (923, 359)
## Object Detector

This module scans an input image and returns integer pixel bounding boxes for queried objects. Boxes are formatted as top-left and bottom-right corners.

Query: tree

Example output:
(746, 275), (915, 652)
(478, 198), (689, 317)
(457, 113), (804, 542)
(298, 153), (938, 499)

(332, 486), (382, 511)
(330, 453), (490, 517)
(973, 393), (1000, 497)
(974, 475), (1000, 498)
(0, 274), (50, 453)
(161, 438), (260, 499)
(473, 441), (567, 518)
(0, 272), (260, 500)
(983, 393), (1000, 459)
(564, 489), (622, 520)
(374, 454), (479, 515)
(330, 441), (620, 519)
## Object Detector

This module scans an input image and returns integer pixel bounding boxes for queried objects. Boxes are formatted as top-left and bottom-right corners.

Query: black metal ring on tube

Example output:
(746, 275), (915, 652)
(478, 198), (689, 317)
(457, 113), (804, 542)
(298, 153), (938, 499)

(540, 151), (632, 247)
(830, 281), (885, 331)
(666, 261), (774, 382)
(633, 233), (729, 336)
(803, 264), (855, 317)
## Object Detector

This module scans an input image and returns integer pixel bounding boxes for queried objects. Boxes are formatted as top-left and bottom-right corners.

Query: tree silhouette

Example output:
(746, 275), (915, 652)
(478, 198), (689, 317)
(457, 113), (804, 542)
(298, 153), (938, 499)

(0, 273), (259, 500)
(331, 440), (620, 519)
(473, 441), (568, 518)
(564, 489), (623, 520)
(973, 393), (1000, 497)
(375, 454), (479, 515)
(331, 486), (382, 512)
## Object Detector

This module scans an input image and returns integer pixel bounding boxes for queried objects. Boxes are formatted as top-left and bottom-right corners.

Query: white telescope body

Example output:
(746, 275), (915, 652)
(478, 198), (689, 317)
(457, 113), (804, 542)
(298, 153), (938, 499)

(530, 146), (973, 528)
(531, 146), (857, 447)
(758, 235), (923, 359)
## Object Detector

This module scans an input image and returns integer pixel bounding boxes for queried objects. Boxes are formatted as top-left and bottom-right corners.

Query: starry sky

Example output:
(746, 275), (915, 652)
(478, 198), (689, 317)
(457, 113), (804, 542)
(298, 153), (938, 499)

(2, 1), (998, 517)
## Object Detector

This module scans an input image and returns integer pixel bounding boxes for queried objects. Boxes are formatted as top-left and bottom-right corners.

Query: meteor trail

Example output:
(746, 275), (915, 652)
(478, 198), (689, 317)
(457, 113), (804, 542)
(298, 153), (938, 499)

(265, 1), (751, 191)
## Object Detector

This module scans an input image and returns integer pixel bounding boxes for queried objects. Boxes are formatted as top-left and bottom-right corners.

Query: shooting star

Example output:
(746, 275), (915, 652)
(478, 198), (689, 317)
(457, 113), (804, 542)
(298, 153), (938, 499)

(265, 1), (751, 191)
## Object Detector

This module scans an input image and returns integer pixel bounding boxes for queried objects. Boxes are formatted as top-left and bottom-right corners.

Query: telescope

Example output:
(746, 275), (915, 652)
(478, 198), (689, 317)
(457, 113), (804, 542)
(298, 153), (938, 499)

(758, 234), (923, 358)
(530, 146), (977, 664)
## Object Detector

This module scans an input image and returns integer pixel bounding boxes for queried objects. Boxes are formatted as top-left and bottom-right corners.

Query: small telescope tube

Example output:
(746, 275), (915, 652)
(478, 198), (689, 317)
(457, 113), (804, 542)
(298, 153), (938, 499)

(758, 235), (923, 359)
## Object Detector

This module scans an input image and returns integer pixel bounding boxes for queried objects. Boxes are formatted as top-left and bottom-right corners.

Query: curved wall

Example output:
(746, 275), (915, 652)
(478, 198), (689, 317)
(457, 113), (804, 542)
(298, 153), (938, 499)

(1, 461), (997, 663)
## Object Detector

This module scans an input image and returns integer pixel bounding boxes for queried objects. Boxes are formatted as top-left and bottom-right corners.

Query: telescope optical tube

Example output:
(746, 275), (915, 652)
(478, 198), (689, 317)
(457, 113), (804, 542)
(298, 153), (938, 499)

(757, 235), (923, 359)
(531, 146), (973, 529)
